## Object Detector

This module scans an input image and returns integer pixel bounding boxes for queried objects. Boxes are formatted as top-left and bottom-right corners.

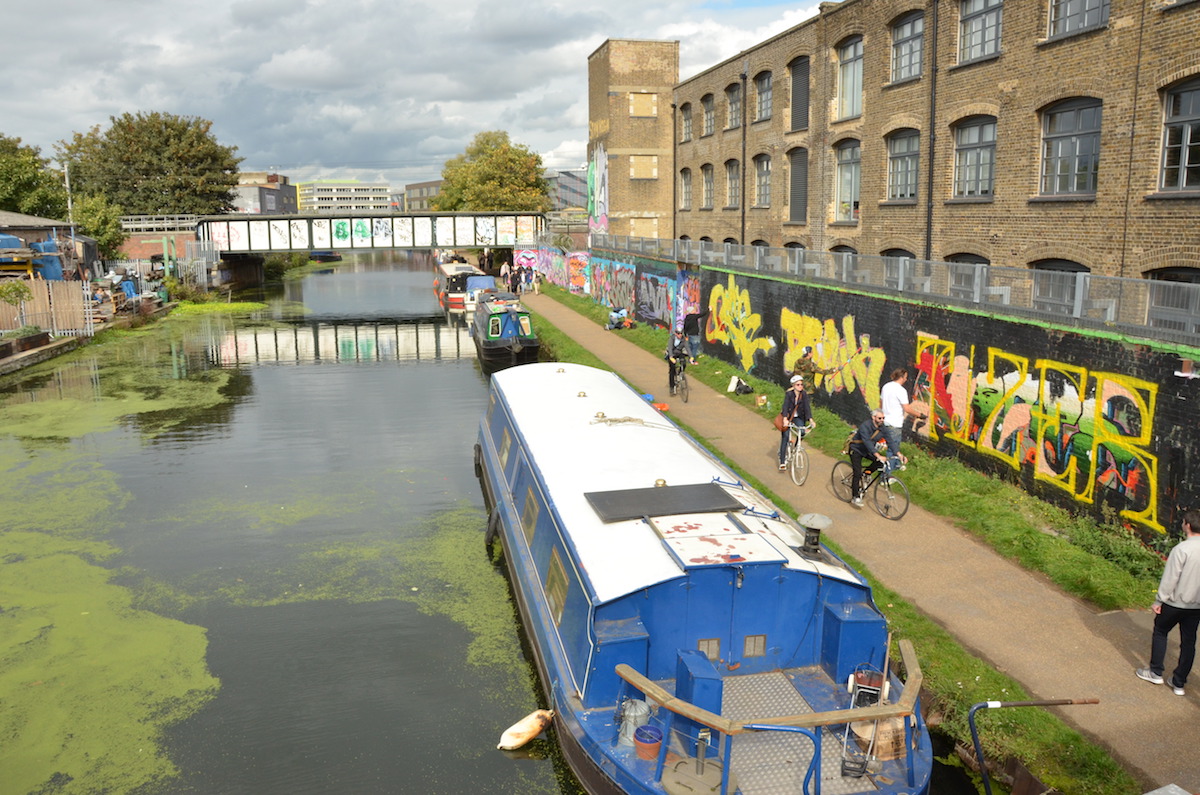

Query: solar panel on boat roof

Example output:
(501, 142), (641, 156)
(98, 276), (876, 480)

(584, 483), (743, 522)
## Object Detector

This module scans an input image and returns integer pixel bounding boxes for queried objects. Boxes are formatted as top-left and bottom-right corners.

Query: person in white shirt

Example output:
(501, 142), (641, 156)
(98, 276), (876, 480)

(1137, 510), (1200, 696)
(879, 368), (925, 474)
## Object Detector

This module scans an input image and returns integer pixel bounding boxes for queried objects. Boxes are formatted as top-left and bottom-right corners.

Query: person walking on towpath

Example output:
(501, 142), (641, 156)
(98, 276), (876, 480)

(777, 375), (814, 470)
(681, 305), (710, 364)
(1137, 509), (1200, 696)
(880, 368), (927, 475)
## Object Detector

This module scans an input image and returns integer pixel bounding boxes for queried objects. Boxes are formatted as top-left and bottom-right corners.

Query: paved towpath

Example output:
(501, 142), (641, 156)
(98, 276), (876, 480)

(522, 292), (1197, 793)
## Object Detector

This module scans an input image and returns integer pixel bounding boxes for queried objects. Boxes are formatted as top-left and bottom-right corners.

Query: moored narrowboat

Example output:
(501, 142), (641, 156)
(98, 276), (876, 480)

(470, 292), (540, 370)
(474, 363), (932, 795)
(435, 259), (485, 312)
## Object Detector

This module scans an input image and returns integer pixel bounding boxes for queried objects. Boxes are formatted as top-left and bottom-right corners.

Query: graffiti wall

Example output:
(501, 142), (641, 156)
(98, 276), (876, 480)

(559, 244), (1196, 535)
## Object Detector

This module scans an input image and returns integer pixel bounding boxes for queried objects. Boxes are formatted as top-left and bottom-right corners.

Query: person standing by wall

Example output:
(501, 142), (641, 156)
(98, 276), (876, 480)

(1136, 510), (1200, 696)
(681, 304), (710, 364)
(880, 368), (926, 474)
(790, 346), (836, 393)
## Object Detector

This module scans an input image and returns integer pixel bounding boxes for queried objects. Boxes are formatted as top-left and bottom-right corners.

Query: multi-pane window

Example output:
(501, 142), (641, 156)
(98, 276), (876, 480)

(725, 160), (741, 208)
(1162, 78), (1200, 192)
(680, 169), (692, 210)
(953, 116), (997, 197)
(838, 37), (863, 119)
(702, 95), (715, 136)
(892, 12), (924, 82)
(755, 72), (773, 121)
(726, 84), (742, 129)
(701, 164), (714, 209)
(1041, 98), (1102, 195)
(1049, 0), (1108, 37)
(789, 57), (810, 131)
(887, 130), (920, 200)
(835, 140), (861, 222)
(754, 155), (772, 206)
(788, 148), (808, 223)
(960, 0), (1003, 62)
(680, 104), (692, 142)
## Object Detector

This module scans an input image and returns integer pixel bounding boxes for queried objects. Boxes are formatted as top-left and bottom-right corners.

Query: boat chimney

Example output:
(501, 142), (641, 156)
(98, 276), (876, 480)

(796, 513), (832, 558)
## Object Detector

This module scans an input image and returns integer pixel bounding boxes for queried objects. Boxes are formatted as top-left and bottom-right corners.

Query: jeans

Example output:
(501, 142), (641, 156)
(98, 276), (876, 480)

(1149, 603), (1200, 687)
(881, 424), (903, 473)
(687, 334), (701, 359)
(850, 452), (881, 498)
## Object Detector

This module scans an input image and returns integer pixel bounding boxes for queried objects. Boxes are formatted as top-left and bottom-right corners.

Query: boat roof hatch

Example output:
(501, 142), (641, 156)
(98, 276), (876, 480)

(585, 483), (742, 522)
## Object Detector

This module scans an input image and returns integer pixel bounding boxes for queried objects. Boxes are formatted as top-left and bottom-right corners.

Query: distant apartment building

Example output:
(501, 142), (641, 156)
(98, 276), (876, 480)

(404, 180), (443, 211)
(590, 0), (1200, 283)
(546, 168), (588, 211)
(297, 180), (392, 213)
(233, 172), (298, 214)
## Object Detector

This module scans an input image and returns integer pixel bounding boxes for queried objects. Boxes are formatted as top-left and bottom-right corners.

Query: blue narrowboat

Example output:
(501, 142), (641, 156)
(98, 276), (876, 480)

(474, 363), (932, 795)
(470, 292), (540, 370)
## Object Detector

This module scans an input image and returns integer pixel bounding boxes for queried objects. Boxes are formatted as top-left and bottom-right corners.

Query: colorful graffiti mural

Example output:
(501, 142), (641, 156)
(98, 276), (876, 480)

(779, 308), (888, 409)
(708, 273), (775, 371)
(590, 258), (636, 312)
(588, 144), (608, 233)
(914, 334), (1162, 532)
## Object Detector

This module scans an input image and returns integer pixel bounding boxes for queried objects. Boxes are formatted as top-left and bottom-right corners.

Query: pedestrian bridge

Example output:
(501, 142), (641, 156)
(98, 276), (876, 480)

(196, 212), (546, 255)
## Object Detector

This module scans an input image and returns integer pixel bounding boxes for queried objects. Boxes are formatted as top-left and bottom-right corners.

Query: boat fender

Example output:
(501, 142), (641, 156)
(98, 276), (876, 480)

(485, 508), (501, 556)
(497, 709), (555, 750)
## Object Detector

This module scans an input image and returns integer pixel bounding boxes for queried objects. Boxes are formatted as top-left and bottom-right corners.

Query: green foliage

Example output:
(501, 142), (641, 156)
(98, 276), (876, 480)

(0, 134), (68, 219)
(163, 275), (212, 304)
(263, 252), (310, 282)
(2, 325), (42, 339)
(433, 130), (550, 212)
(56, 112), (242, 215)
(72, 194), (128, 258)
(0, 279), (34, 307)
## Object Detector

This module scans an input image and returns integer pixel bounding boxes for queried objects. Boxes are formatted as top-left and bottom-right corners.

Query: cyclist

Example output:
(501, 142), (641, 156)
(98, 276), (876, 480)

(847, 410), (890, 507)
(778, 375), (815, 470)
(665, 324), (689, 396)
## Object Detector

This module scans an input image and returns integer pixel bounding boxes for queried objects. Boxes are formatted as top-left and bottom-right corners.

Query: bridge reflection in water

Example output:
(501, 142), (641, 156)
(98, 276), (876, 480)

(208, 319), (474, 366)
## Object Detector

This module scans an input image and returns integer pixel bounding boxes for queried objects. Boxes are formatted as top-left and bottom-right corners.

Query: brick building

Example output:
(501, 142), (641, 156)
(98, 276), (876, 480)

(589, 0), (1200, 283)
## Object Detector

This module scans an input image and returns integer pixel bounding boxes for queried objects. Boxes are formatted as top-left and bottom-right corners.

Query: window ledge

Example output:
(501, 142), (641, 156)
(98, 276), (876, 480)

(699, 207), (714, 212)
(723, 205), (740, 211)
(700, 133), (714, 139)
(783, 220), (808, 227)
(832, 113), (863, 124)
(829, 221), (859, 227)
(949, 52), (1002, 72)
(1027, 194), (1096, 203)
(1145, 190), (1200, 200)
(1161, 0), (1200, 11)
(752, 117), (773, 125)
(879, 199), (919, 207)
(1036, 23), (1109, 48)
(945, 196), (994, 204)
(750, 205), (772, 210)
(884, 75), (921, 89)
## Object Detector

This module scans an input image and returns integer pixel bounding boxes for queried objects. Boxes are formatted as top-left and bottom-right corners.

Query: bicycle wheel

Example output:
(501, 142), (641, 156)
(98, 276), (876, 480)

(870, 475), (910, 520)
(679, 369), (690, 403)
(789, 442), (809, 485)
(830, 460), (854, 502)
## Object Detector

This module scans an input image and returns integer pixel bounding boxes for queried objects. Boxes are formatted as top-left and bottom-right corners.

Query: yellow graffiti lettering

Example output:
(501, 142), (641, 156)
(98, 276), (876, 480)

(779, 309), (885, 406)
(915, 336), (957, 443)
(1030, 360), (1088, 497)
(975, 350), (1030, 470)
(1088, 373), (1162, 531)
(708, 274), (775, 371)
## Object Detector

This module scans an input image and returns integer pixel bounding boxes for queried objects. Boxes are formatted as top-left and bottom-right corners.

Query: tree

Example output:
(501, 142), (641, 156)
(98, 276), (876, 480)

(57, 112), (242, 215)
(0, 135), (68, 219)
(73, 194), (128, 258)
(432, 131), (550, 212)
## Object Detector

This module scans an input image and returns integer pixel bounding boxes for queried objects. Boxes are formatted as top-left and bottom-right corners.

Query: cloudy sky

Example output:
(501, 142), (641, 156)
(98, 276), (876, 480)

(7, 0), (820, 190)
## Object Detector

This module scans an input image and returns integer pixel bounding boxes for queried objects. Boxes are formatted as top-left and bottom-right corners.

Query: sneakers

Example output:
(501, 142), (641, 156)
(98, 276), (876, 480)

(1135, 668), (1164, 685)
(778, 463), (787, 471)
(1172, 683), (1186, 696)
(851, 496), (864, 507)
(670, 388), (677, 396)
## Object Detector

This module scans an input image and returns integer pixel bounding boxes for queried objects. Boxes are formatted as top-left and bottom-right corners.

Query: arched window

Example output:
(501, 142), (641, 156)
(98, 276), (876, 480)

(789, 57), (810, 131)
(701, 94), (715, 136)
(753, 154), (772, 207)
(947, 253), (991, 300)
(701, 164), (714, 209)
(1146, 267), (1200, 334)
(725, 83), (742, 129)
(679, 168), (692, 210)
(835, 140), (861, 222)
(953, 116), (997, 198)
(891, 12), (924, 82)
(887, 130), (920, 200)
(1031, 258), (1088, 315)
(680, 103), (692, 143)
(1041, 98), (1102, 196)
(1161, 77), (1200, 192)
(754, 71), (773, 121)
(725, 160), (741, 209)
(837, 37), (863, 119)
(960, 0), (1003, 63)
(788, 148), (808, 223)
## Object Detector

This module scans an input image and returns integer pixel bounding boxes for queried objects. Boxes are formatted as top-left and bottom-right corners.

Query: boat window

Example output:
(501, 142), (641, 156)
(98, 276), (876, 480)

(521, 487), (539, 545)
(744, 635), (767, 657)
(698, 638), (720, 662)
(546, 548), (568, 626)
(518, 316), (532, 335)
(499, 430), (511, 471)
(489, 317), (502, 336)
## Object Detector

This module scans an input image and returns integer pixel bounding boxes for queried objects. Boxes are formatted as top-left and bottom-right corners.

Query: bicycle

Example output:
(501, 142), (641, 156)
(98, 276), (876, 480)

(783, 422), (813, 485)
(831, 458), (910, 520)
(669, 358), (689, 402)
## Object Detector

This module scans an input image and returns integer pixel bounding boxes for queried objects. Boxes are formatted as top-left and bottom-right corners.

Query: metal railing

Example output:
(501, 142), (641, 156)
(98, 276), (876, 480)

(591, 234), (1200, 348)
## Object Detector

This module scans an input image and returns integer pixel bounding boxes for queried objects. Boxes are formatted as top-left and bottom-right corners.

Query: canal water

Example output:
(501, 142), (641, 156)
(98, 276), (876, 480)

(0, 251), (971, 794)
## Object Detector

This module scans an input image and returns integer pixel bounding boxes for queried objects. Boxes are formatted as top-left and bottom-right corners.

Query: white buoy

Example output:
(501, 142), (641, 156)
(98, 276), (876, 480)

(497, 709), (555, 750)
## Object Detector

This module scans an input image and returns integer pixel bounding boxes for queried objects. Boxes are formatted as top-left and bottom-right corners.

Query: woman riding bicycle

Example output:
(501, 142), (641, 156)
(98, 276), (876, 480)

(778, 375), (815, 470)
(665, 324), (689, 396)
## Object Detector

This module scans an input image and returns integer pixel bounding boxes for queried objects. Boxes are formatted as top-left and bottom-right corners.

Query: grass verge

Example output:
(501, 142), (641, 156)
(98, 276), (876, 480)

(531, 285), (1143, 795)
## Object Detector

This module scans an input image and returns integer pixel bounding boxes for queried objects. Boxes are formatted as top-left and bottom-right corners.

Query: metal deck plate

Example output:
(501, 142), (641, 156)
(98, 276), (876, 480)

(585, 483), (743, 522)
(722, 672), (878, 794)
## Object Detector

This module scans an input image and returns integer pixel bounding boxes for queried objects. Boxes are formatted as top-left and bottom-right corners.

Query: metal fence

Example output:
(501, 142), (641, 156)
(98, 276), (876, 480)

(592, 234), (1200, 349)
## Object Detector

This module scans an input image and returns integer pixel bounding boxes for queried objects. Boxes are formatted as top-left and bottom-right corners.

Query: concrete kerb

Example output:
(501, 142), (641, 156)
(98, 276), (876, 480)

(521, 292), (1197, 792)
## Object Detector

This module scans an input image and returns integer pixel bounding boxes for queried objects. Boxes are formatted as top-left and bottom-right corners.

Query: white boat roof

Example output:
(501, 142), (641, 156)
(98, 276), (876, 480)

(490, 363), (860, 605)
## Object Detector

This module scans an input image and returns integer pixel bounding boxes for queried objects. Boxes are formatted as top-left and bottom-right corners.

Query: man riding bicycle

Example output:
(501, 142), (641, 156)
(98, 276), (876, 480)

(665, 324), (689, 396)
(847, 411), (892, 508)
